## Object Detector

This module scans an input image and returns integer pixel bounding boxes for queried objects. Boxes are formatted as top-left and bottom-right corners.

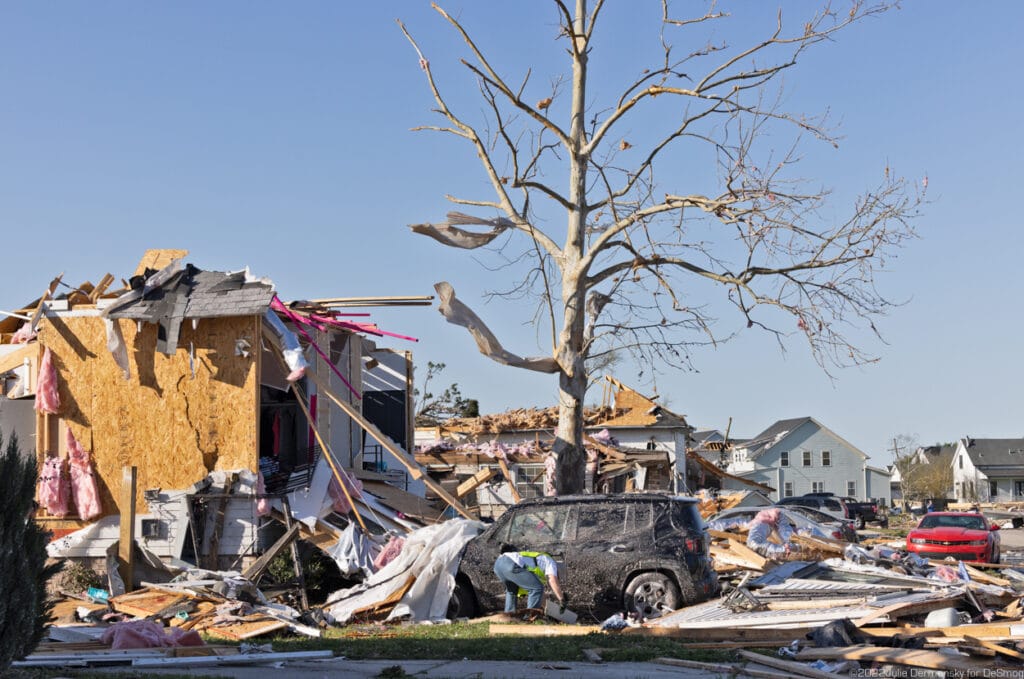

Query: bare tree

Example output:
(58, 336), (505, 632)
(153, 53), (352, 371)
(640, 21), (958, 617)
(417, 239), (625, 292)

(401, 1), (923, 494)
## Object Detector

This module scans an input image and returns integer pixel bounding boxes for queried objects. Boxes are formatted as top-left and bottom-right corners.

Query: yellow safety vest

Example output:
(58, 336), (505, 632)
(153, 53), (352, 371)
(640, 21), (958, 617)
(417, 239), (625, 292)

(516, 551), (551, 595)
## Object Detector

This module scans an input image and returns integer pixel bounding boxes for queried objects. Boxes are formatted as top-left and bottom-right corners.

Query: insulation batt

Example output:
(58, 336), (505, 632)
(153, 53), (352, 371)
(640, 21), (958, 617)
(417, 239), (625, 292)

(745, 508), (795, 559)
(100, 620), (204, 649)
(34, 346), (60, 414)
(328, 468), (363, 514)
(38, 455), (70, 517)
(67, 429), (102, 520)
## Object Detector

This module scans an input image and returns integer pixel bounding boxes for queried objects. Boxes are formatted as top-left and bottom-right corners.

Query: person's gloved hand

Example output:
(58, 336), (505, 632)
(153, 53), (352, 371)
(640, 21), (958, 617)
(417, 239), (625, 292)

(559, 594), (569, 614)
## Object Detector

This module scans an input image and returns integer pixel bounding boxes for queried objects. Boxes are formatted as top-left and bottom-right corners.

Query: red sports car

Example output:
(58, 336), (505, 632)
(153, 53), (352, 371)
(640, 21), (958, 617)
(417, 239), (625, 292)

(906, 512), (1001, 564)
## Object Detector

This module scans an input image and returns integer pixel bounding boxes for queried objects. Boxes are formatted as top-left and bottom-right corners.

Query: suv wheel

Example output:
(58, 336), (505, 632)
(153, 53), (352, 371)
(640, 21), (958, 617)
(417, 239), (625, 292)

(855, 516), (866, 530)
(447, 578), (478, 619)
(624, 572), (681, 619)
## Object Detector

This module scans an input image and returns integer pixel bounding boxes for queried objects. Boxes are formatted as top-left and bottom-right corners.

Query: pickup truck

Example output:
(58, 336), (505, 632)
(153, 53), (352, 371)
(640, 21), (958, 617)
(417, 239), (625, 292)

(804, 493), (886, 529)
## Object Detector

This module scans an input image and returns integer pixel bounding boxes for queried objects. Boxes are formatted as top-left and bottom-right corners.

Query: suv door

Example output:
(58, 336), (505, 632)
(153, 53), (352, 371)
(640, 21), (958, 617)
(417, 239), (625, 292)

(562, 500), (643, 612)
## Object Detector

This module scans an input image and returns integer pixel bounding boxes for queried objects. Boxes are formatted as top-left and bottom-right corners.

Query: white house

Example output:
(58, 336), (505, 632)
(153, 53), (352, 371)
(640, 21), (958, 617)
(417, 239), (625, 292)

(952, 437), (1024, 502)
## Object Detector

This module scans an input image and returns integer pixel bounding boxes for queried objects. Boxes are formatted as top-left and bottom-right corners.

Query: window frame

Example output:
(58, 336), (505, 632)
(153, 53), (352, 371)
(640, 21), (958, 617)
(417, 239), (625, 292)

(802, 451), (812, 467)
(821, 450), (832, 467)
(847, 480), (856, 497)
(780, 451), (789, 467)
(811, 481), (825, 494)
(783, 481), (794, 498)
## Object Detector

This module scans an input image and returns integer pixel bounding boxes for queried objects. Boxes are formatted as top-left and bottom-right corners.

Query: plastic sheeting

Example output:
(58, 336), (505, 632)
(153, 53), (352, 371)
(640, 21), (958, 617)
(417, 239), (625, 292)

(262, 308), (309, 382)
(745, 509), (796, 559)
(67, 429), (102, 520)
(327, 523), (380, 578)
(323, 519), (484, 624)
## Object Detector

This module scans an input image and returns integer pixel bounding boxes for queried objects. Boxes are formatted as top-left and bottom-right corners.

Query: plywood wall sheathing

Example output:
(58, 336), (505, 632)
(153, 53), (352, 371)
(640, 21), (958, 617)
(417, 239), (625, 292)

(37, 313), (258, 518)
(133, 249), (190, 277)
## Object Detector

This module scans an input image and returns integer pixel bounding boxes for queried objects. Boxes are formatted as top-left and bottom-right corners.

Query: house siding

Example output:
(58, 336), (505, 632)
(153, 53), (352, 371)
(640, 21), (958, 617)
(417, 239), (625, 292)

(952, 441), (984, 502)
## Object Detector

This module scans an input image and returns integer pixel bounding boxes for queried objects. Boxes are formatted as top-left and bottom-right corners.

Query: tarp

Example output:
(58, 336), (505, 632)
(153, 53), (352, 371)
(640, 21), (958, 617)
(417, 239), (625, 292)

(323, 519), (483, 624)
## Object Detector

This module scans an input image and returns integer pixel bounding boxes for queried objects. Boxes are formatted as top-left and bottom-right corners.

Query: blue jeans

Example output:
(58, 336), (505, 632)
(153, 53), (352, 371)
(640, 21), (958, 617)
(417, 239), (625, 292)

(493, 555), (544, 612)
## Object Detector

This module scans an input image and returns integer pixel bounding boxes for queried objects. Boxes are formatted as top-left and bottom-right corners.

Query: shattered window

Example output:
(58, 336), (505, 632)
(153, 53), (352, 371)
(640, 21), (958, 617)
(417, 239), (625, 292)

(576, 504), (626, 541)
(632, 503), (654, 531)
(506, 506), (570, 546)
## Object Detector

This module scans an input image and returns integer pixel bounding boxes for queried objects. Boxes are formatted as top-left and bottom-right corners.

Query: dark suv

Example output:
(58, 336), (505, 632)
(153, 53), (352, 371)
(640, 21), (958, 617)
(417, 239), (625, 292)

(449, 494), (719, 621)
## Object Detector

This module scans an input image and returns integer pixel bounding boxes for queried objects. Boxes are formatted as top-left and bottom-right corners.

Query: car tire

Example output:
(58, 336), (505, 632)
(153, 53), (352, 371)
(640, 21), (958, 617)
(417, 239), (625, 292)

(855, 516), (866, 530)
(624, 572), (681, 619)
(447, 578), (478, 619)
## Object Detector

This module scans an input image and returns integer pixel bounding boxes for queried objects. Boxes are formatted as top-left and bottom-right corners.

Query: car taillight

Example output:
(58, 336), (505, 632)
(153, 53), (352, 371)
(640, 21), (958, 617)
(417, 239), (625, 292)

(685, 537), (701, 552)
(832, 531), (842, 539)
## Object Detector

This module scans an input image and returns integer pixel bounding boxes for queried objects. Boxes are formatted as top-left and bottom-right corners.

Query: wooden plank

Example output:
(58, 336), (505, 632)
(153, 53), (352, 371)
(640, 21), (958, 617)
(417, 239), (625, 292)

(111, 591), (188, 619)
(119, 466), (137, 590)
(623, 625), (817, 642)
(963, 635), (1024, 661)
(456, 467), (497, 498)
(88, 273), (116, 303)
(241, 522), (301, 582)
(735, 650), (846, 679)
(796, 646), (990, 672)
(30, 273), (63, 332)
(203, 617), (289, 640)
(133, 249), (189, 277)
(496, 456), (521, 503)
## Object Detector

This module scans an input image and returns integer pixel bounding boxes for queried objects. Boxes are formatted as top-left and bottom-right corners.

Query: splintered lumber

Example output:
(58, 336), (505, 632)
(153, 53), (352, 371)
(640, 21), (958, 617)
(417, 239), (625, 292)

(735, 650), (846, 679)
(963, 563), (1012, 587)
(89, 273), (116, 302)
(203, 617), (290, 640)
(110, 589), (188, 618)
(707, 530), (769, 570)
(653, 657), (789, 679)
(796, 646), (991, 673)
(351, 575), (416, 621)
(204, 472), (237, 570)
(242, 522), (301, 582)
(861, 622), (1024, 642)
(489, 624), (602, 637)
(622, 625), (817, 643)
(456, 467), (497, 498)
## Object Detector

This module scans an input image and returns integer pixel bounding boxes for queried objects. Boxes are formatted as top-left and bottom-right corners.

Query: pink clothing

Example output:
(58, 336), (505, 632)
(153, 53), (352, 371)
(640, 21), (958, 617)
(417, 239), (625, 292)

(34, 347), (60, 414)
(67, 429), (102, 520)
(38, 455), (70, 517)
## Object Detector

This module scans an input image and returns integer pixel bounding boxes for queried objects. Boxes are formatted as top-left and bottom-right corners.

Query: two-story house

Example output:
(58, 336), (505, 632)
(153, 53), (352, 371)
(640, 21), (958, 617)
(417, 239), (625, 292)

(721, 417), (891, 504)
(952, 437), (1024, 502)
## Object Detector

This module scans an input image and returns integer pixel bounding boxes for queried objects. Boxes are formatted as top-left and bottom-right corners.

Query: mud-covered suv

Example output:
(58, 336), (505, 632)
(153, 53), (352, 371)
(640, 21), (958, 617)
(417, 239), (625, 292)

(449, 494), (719, 621)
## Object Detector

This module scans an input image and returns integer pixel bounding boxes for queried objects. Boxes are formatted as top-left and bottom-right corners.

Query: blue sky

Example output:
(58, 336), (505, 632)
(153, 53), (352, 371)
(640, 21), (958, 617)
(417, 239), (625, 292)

(1, 2), (1021, 465)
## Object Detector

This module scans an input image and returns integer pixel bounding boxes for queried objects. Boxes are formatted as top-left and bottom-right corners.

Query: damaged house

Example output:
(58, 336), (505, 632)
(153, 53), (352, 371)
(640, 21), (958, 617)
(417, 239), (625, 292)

(0, 249), (467, 589)
(414, 377), (715, 518)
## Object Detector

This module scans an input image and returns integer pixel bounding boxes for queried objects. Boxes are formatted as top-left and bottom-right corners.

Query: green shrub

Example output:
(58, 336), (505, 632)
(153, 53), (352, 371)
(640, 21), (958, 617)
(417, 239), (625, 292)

(0, 431), (63, 671)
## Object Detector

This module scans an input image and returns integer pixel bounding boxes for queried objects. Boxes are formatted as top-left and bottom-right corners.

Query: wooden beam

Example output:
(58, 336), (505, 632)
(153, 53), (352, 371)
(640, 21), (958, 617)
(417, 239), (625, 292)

(963, 635), (1024, 661)
(456, 468), (497, 498)
(735, 650), (846, 679)
(203, 473), (237, 570)
(653, 657), (792, 679)
(496, 456), (521, 503)
(796, 646), (990, 672)
(281, 496), (309, 611)
(89, 273), (116, 303)
(119, 466), (137, 590)
(304, 368), (476, 520)
(242, 523), (301, 582)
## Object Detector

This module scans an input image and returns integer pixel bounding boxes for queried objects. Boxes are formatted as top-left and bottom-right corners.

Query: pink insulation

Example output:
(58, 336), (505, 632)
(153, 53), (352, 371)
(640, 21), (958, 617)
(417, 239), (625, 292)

(372, 534), (405, 571)
(67, 429), (102, 520)
(37, 455), (71, 517)
(34, 346), (60, 414)
(11, 323), (37, 344)
(328, 468), (363, 514)
(100, 620), (204, 649)
(255, 470), (271, 517)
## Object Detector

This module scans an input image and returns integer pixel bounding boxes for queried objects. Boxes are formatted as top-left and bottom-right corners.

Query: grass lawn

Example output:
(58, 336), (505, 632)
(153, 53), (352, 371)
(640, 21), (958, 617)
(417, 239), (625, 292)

(264, 620), (742, 664)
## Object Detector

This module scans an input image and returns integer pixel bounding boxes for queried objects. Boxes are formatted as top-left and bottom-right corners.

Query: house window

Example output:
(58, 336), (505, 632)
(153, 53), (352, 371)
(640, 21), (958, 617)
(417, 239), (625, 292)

(514, 464), (548, 499)
(784, 482), (794, 498)
(646, 438), (658, 451)
(802, 451), (812, 467)
(958, 456), (963, 469)
(780, 451), (789, 467)
(812, 481), (825, 493)
(847, 481), (856, 497)
(990, 481), (998, 500)
(1016, 481), (1024, 499)
(822, 450), (832, 467)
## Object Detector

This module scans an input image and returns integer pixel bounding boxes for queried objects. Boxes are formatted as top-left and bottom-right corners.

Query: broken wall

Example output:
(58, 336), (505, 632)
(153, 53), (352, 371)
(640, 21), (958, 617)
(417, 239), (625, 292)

(36, 312), (260, 528)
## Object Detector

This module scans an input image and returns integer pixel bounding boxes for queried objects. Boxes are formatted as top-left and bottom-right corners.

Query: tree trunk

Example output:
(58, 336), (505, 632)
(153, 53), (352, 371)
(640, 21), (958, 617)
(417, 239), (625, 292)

(553, 0), (590, 496)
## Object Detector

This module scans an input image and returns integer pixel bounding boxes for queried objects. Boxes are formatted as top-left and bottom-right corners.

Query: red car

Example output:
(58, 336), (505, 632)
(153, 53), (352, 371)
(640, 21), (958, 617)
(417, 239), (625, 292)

(906, 512), (1001, 564)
